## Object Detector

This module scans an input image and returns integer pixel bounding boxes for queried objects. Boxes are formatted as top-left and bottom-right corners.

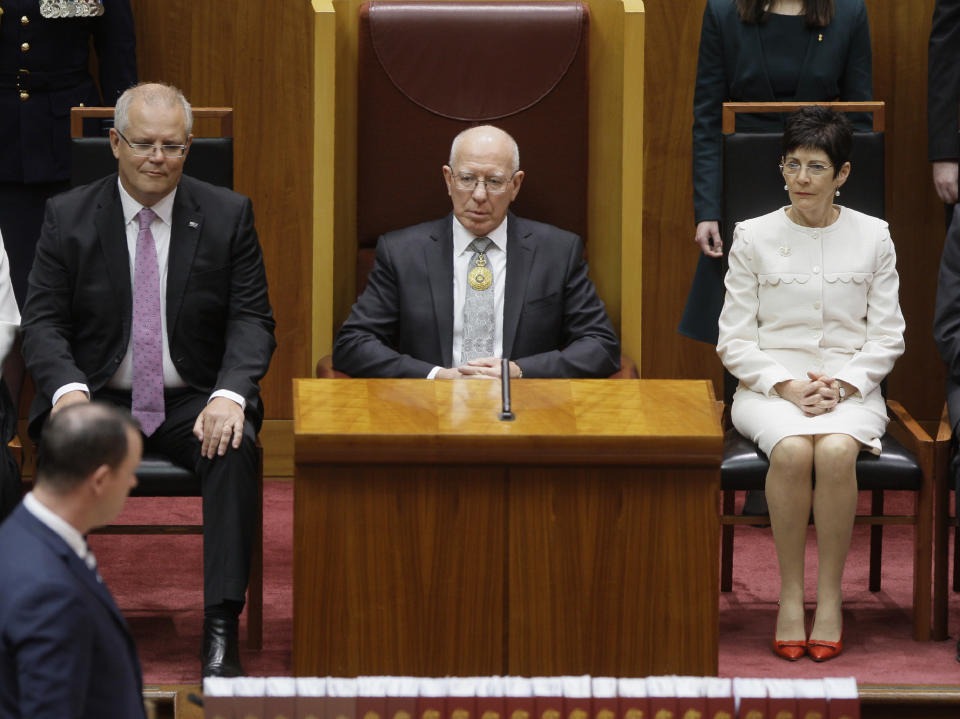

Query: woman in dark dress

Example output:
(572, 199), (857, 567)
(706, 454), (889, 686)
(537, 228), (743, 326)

(680, 0), (872, 344)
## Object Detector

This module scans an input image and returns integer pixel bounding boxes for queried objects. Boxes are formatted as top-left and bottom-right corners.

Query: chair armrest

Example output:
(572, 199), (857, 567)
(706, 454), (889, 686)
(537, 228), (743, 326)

(315, 355), (351, 378)
(886, 399), (934, 479)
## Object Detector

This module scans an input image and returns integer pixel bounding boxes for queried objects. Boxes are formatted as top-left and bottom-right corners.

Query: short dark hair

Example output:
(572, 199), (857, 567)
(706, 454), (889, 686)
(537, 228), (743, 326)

(736, 0), (834, 27)
(37, 403), (140, 493)
(782, 105), (853, 178)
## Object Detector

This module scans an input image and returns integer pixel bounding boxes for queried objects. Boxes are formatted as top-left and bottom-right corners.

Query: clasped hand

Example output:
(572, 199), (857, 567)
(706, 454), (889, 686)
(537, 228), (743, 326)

(775, 371), (843, 417)
(436, 357), (521, 380)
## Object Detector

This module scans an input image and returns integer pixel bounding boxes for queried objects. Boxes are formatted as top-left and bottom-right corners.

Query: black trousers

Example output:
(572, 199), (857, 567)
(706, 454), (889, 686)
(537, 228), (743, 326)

(95, 387), (259, 607)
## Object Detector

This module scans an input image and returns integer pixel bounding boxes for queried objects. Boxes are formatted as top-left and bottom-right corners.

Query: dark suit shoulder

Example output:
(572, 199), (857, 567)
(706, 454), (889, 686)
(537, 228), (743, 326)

(511, 216), (581, 253)
(46, 173), (118, 211)
(177, 174), (251, 211)
(380, 217), (449, 244)
(0, 507), (72, 588)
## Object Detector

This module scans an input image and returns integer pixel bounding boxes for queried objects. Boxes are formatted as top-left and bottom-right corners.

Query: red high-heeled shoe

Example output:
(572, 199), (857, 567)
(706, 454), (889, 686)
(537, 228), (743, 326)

(772, 638), (807, 661)
(807, 636), (843, 662)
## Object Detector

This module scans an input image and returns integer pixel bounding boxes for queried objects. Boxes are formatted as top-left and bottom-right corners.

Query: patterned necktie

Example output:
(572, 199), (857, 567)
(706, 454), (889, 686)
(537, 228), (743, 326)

(460, 237), (496, 364)
(131, 208), (165, 436)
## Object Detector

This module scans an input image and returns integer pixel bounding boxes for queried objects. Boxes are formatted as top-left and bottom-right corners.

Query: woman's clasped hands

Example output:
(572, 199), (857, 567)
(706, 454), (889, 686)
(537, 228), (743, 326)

(774, 371), (846, 416)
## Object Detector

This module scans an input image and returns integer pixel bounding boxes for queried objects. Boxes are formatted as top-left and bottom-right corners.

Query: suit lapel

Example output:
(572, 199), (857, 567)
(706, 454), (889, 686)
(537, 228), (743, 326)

(93, 179), (132, 324)
(425, 219), (454, 368)
(167, 179), (203, 333)
(502, 214), (533, 358)
(16, 506), (133, 638)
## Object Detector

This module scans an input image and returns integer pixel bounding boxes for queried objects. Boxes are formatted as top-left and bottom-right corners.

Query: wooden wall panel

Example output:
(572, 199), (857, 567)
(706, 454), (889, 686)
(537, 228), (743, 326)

(866, 0), (945, 418)
(129, 0), (316, 419)
(640, 0), (722, 392)
(641, 0), (947, 422)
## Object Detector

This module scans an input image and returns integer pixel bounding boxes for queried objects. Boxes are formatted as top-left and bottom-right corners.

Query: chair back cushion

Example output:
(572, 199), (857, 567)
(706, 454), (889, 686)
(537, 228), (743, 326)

(356, 0), (589, 292)
(722, 130), (885, 249)
(70, 137), (234, 189)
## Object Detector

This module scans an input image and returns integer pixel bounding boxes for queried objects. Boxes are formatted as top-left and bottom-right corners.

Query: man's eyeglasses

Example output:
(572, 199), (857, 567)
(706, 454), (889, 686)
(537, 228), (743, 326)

(116, 130), (187, 159)
(452, 172), (515, 194)
(780, 160), (833, 176)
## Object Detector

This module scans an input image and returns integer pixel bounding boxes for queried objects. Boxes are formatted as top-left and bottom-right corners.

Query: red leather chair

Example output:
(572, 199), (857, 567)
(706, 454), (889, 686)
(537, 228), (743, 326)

(318, 1), (635, 379)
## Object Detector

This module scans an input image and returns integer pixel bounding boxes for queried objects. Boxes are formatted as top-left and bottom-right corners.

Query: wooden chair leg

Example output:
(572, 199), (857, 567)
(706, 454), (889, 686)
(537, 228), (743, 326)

(721, 490), (735, 592)
(869, 490), (883, 592)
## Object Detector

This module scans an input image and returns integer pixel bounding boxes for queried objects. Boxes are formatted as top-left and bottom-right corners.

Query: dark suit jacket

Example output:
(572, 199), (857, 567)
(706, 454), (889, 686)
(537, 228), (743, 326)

(928, 0), (960, 163)
(333, 214), (620, 378)
(0, 0), (137, 183)
(21, 173), (276, 435)
(0, 504), (145, 719)
(692, 0), (873, 224)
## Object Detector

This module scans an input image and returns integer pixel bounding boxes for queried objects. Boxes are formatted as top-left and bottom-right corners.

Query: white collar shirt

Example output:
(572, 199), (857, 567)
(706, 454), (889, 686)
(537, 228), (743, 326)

(436, 215), (508, 376)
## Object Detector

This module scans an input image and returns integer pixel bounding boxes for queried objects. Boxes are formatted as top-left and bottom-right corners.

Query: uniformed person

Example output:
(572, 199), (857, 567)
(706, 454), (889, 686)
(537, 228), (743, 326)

(0, 0), (136, 521)
(0, 0), (137, 304)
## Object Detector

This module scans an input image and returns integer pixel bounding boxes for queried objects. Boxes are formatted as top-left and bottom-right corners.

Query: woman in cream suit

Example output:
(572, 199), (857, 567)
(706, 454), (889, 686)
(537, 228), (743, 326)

(717, 107), (904, 662)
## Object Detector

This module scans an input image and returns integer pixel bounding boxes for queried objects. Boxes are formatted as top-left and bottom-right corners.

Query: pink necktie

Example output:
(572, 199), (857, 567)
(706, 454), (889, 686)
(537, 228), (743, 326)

(131, 208), (165, 435)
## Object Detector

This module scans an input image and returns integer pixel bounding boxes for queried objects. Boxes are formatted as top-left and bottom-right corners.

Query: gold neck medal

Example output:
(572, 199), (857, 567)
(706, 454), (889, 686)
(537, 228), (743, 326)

(468, 250), (493, 290)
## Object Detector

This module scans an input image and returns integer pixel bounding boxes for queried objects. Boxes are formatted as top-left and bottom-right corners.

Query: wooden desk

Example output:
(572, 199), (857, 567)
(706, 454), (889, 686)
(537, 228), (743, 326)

(293, 378), (722, 677)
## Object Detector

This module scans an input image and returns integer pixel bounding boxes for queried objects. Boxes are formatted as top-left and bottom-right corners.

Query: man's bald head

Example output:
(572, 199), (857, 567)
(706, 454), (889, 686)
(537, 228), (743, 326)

(449, 125), (520, 173)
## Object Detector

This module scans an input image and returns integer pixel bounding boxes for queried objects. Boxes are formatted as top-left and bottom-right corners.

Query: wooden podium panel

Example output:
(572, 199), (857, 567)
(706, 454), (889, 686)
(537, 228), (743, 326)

(293, 378), (722, 677)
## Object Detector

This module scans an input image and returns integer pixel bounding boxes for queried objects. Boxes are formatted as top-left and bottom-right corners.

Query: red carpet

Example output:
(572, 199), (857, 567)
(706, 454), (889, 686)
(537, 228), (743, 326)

(90, 483), (960, 684)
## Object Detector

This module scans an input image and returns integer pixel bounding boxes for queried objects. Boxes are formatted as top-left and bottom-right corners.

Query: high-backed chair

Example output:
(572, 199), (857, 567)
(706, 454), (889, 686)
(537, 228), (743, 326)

(67, 107), (262, 650)
(317, 0), (636, 379)
(717, 101), (934, 641)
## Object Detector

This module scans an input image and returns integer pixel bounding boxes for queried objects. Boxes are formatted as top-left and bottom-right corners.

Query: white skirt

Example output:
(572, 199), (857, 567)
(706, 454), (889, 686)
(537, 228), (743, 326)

(730, 385), (889, 457)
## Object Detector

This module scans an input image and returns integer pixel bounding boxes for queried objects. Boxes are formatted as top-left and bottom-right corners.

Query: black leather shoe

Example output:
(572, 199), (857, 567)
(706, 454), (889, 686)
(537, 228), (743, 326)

(202, 616), (243, 677)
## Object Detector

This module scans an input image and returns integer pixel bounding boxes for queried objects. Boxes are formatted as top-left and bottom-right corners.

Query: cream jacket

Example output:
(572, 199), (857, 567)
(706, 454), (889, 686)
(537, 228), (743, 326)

(717, 206), (904, 399)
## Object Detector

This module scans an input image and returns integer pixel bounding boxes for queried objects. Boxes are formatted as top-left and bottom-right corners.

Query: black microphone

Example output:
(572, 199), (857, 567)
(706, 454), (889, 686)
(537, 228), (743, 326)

(499, 357), (515, 421)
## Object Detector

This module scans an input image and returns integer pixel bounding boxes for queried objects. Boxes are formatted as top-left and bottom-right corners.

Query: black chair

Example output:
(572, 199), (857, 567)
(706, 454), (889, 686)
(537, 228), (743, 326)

(717, 101), (934, 641)
(68, 107), (263, 650)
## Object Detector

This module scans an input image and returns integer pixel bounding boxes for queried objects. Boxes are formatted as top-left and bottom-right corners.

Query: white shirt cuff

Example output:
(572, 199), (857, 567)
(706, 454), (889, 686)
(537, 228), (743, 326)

(52, 383), (90, 407)
(210, 389), (246, 411)
(427, 366), (441, 379)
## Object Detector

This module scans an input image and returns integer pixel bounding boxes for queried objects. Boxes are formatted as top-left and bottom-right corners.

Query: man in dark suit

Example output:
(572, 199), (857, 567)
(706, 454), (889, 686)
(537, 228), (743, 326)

(0, 402), (145, 719)
(930, 0), (960, 662)
(333, 125), (619, 379)
(928, 0), (959, 222)
(20, 82), (276, 676)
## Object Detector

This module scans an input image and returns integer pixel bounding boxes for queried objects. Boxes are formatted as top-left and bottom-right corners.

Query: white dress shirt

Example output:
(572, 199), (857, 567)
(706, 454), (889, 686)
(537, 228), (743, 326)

(52, 179), (245, 410)
(428, 215), (508, 377)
